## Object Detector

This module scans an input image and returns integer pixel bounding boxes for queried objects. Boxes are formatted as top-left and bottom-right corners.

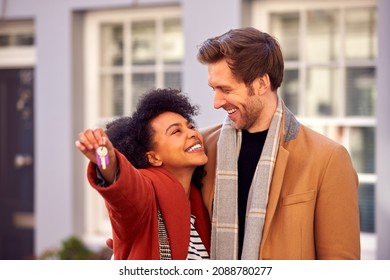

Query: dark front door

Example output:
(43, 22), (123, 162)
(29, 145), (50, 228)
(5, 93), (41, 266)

(0, 68), (34, 259)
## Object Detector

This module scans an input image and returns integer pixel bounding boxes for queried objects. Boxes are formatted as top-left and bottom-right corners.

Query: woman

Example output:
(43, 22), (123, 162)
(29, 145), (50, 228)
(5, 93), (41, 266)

(75, 88), (211, 260)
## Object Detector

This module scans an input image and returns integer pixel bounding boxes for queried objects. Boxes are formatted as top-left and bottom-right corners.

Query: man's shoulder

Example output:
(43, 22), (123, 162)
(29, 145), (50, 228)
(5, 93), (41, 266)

(199, 123), (222, 139)
(298, 124), (345, 150)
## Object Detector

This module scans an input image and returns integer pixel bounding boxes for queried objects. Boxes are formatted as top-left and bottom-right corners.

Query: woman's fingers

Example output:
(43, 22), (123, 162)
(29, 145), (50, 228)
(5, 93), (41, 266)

(75, 128), (110, 164)
(78, 128), (105, 150)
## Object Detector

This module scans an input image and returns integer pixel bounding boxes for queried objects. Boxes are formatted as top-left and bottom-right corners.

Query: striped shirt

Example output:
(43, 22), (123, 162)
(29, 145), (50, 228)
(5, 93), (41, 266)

(187, 215), (210, 260)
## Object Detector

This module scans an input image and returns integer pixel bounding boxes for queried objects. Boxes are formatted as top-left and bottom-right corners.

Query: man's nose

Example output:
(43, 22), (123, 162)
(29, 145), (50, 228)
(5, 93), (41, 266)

(213, 90), (225, 109)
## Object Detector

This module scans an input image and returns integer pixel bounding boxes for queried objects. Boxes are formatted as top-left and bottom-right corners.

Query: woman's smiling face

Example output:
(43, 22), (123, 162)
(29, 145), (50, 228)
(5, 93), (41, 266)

(147, 111), (208, 175)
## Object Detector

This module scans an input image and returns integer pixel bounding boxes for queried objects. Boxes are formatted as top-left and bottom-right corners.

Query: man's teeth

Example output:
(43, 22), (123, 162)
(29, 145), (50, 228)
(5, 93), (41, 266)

(227, 108), (237, 114)
(187, 144), (201, 152)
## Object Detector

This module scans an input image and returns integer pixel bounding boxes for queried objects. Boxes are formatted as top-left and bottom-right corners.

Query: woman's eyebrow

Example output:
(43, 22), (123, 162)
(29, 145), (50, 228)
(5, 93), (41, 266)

(165, 123), (181, 134)
(165, 120), (190, 134)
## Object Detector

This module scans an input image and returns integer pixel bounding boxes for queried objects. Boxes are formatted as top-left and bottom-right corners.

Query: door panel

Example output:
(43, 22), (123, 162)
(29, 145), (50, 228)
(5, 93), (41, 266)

(0, 68), (34, 260)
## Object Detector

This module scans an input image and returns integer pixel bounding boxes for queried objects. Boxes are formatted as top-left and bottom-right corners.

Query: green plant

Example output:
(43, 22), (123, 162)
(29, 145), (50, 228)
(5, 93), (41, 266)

(57, 236), (94, 260)
(39, 236), (112, 260)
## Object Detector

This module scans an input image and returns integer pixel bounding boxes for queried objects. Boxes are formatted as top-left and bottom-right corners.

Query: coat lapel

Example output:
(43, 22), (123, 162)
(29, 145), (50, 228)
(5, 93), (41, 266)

(259, 102), (299, 257)
(259, 146), (289, 255)
(146, 168), (191, 259)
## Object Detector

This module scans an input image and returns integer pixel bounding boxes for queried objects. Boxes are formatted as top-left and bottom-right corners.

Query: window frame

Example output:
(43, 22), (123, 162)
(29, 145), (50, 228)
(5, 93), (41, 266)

(0, 21), (35, 68)
(83, 6), (182, 244)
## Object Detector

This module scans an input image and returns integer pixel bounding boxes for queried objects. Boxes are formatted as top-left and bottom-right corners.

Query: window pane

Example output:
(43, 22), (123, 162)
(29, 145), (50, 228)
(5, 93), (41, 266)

(307, 125), (345, 145)
(163, 19), (183, 63)
(100, 24), (123, 67)
(358, 184), (375, 233)
(131, 73), (156, 110)
(15, 33), (34, 46)
(346, 67), (376, 116)
(164, 72), (181, 89)
(306, 10), (339, 63)
(279, 69), (299, 115)
(99, 74), (124, 117)
(306, 67), (340, 117)
(0, 21), (34, 48)
(350, 127), (375, 174)
(0, 35), (10, 46)
(132, 21), (156, 65)
(0, 33), (34, 47)
(345, 8), (377, 60)
(270, 13), (299, 61)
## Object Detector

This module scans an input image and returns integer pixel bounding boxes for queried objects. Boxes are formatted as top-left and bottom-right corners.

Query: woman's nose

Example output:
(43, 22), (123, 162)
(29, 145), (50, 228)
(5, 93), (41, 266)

(187, 127), (197, 139)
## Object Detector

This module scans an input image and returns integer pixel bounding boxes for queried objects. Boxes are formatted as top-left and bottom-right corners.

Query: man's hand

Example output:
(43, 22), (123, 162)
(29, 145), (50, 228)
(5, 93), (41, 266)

(106, 238), (113, 251)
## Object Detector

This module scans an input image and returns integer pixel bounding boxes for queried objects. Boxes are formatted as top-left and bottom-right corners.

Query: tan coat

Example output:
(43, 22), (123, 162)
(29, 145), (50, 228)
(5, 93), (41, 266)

(200, 107), (360, 259)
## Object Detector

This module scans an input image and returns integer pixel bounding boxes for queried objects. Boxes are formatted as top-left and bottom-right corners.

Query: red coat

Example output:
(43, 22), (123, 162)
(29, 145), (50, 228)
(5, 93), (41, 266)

(87, 150), (211, 259)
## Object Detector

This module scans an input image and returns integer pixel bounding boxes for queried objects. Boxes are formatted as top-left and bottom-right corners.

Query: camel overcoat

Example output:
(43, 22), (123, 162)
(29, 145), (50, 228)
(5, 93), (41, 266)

(200, 105), (360, 259)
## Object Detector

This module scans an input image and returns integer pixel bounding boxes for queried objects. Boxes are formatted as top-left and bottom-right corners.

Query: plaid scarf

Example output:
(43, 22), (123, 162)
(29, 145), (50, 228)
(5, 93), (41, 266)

(211, 97), (283, 259)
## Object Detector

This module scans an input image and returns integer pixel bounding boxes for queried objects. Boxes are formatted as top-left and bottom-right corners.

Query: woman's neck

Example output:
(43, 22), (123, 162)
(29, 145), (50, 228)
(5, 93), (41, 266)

(178, 177), (191, 198)
(165, 167), (193, 198)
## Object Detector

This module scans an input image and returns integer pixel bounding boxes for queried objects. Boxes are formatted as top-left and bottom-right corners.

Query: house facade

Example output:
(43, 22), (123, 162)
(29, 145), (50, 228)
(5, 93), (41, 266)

(0, 0), (388, 260)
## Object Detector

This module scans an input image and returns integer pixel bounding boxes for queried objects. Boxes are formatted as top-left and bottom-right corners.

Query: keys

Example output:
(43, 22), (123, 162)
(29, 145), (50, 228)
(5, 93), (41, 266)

(96, 145), (109, 170)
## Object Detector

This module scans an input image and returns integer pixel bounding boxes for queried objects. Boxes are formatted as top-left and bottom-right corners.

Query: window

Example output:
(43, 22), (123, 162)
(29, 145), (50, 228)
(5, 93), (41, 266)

(96, 11), (183, 120)
(253, 0), (376, 258)
(0, 21), (34, 47)
(84, 7), (183, 240)
(0, 21), (35, 67)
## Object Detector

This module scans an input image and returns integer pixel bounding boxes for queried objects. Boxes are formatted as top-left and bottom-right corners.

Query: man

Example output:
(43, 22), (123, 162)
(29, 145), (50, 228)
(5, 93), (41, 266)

(197, 27), (360, 260)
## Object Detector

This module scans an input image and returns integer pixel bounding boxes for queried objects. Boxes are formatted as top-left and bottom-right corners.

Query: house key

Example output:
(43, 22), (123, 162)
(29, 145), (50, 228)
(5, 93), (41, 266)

(96, 145), (109, 170)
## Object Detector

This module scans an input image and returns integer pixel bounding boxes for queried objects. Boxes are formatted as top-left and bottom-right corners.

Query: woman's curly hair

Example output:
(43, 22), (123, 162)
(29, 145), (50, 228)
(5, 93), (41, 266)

(105, 88), (205, 188)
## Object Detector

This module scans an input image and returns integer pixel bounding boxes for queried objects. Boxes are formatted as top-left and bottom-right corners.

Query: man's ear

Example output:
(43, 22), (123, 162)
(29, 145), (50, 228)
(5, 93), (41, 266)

(146, 151), (162, 167)
(254, 74), (270, 96)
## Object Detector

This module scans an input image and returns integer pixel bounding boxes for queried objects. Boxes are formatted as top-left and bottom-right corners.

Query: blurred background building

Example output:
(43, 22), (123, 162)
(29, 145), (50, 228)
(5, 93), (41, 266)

(0, 0), (388, 259)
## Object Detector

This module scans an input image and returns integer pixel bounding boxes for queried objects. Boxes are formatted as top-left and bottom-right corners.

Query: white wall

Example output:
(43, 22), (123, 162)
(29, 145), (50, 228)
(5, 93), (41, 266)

(182, 0), (241, 128)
